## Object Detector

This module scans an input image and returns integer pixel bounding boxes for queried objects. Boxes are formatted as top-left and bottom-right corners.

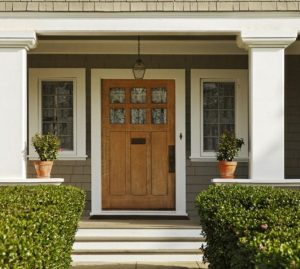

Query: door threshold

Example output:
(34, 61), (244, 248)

(89, 215), (189, 220)
(90, 211), (188, 220)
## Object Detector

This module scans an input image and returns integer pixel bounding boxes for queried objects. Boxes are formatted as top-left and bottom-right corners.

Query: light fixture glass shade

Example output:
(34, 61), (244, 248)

(132, 58), (146, 80)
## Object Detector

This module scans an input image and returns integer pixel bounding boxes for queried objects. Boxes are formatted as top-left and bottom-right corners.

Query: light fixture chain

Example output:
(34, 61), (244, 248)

(132, 35), (146, 79)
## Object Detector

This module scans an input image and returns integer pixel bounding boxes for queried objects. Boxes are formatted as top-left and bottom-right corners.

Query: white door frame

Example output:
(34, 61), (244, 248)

(91, 69), (186, 216)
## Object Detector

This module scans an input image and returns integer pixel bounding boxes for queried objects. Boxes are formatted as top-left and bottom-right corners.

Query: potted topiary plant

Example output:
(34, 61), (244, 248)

(217, 132), (244, 179)
(32, 133), (60, 178)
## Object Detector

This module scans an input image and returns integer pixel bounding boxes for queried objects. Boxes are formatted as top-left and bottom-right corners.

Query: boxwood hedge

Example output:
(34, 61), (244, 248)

(195, 185), (300, 269)
(0, 185), (85, 269)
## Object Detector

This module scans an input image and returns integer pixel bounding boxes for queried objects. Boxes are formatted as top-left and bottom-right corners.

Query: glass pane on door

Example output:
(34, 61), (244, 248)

(131, 109), (146, 124)
(131, 88), (146, 104)
(110, 88), (125, 104)
(152, 88), (167, 103)
(152, 108), (167, 124)
(110, 109), (125, 124)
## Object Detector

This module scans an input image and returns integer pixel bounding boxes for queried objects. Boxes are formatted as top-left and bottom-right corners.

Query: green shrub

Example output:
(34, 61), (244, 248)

(195, 185), (300, 269)
(0, 185), (85, 269)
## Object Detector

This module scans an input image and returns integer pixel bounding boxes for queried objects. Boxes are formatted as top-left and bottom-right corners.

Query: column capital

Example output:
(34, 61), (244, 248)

(237, 32), (297, 50)
(0, 31), (37, 51)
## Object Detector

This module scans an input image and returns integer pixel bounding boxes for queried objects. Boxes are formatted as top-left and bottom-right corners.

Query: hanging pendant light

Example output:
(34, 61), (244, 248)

(132, 36), (146, 79)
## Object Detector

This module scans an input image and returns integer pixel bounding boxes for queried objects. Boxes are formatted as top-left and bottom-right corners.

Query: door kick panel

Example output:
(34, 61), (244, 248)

(131, 138), (146, 144)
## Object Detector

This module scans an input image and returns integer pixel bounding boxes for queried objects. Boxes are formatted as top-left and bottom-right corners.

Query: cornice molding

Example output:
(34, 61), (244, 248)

(0, 31), (37, 50)
(237, 34), (297, 50)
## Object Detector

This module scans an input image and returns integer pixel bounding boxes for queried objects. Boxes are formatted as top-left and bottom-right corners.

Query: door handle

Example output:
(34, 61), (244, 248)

(168, 145), (175, 173)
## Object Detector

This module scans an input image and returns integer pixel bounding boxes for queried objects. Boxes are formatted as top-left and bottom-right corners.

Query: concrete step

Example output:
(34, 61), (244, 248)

(71, 261), (208, 269)
(75, 228), (204, 242)
(73, 241), (204, 253)
(71, 254), (205, 265)
(72, 226), (205, 265)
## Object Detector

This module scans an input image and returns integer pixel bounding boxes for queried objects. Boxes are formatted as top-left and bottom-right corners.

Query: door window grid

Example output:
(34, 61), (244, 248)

(203, 81), (235, 152)
(109, 87), (168, 125)
(41, 81), (74, 150)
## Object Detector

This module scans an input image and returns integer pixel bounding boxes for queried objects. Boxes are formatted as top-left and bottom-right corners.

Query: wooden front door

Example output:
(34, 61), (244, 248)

(102, 79), (175, 210)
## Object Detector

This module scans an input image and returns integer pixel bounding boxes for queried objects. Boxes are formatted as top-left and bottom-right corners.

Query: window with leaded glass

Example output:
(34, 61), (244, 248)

(203, 81), (235, 152)
(29, 69), (86, 160)
(42, 81), (74, 150)
(190, 69), (248, 161)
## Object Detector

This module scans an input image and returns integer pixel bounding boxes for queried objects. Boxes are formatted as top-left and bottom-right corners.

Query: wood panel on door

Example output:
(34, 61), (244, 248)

(102, 79), (175, 210)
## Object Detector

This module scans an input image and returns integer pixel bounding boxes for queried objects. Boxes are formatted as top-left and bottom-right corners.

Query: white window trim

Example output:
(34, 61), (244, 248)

(91, 69), (186, 216)
(28, 68), (87, 160)
(190, 69), (248, 162)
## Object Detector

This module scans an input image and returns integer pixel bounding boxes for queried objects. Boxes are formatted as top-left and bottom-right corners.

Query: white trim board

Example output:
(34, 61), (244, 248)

(30, 40), (246, 55)
(0, 15), (300, 36)
(0, 178), (64, 185)
(91, 69), (186, 216)
(212, 178), (300, 186)
(29, 40), (300, 55)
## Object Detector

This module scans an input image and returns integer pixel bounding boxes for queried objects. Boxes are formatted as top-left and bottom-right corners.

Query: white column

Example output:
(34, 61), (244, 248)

(238, 35), (296, 180)
(0, 32), (37, 179)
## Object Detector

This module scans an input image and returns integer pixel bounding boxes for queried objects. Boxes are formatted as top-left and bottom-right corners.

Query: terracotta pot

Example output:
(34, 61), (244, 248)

(34, 161), (54, 178)
(218, 161), (237, 179)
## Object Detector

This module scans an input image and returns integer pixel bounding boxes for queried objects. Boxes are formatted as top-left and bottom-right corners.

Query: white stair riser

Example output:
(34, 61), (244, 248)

(73, 241), (206, 251)
(71, 254), (204, 264)
(76, 229), (203, 239)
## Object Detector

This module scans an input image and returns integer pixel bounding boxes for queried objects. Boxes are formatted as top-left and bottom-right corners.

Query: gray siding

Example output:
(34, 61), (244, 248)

(28, 54), (249, 218)
(2, 0), (300, 12)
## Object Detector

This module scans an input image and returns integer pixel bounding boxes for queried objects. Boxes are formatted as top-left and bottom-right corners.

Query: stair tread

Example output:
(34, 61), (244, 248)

(71, 254), (205, 265)
(79, 219), (201, 229)
(76, 229), (203, 239)
(76, 237), (204, 241)
(72, 249), (203, 254)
